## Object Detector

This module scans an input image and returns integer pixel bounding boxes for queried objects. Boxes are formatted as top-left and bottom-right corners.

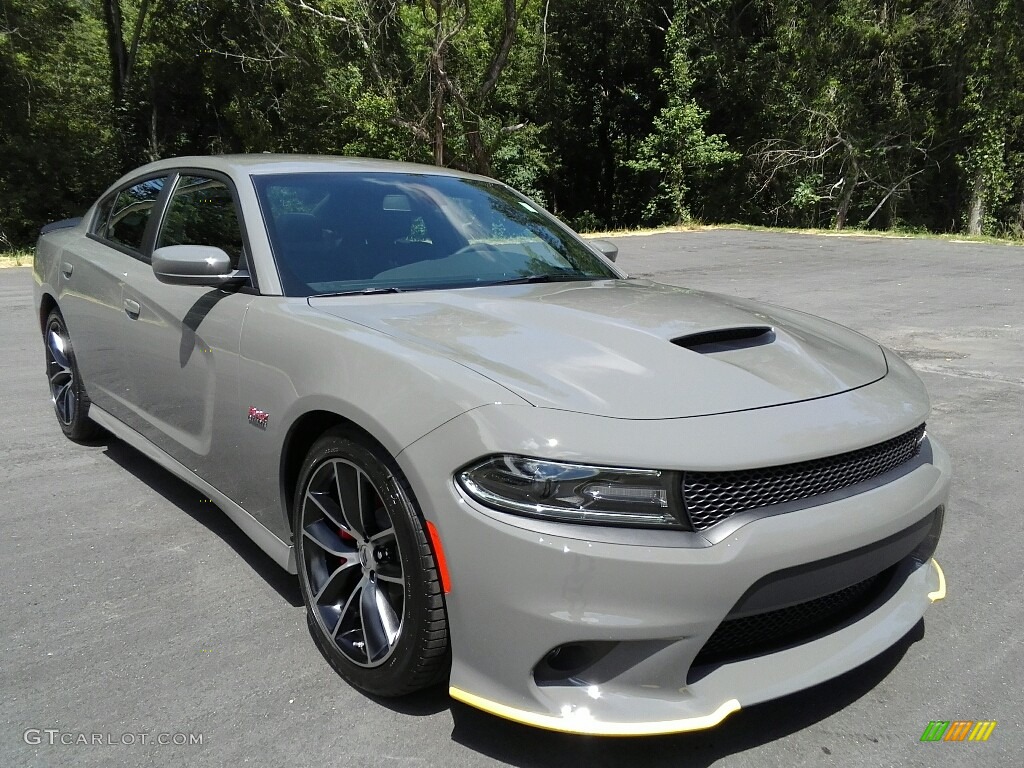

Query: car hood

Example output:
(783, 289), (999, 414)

(308, 279), (887, 419)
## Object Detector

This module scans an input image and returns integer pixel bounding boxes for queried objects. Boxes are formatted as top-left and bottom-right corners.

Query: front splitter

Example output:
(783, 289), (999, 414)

(449, 687), (741, 736)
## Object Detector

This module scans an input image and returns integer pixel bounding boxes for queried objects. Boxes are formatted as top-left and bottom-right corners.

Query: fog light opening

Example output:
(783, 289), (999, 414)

(547, 644), (589, 672)
(533, 641), (616, 685)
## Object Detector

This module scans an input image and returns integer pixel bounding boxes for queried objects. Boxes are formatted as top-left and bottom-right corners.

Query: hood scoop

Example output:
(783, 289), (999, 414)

(672, 326), (776, 354)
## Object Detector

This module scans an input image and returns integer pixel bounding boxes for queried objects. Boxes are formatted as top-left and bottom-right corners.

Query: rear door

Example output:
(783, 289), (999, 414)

(59, 175), (168, 423)
(119, 171), (256, 495)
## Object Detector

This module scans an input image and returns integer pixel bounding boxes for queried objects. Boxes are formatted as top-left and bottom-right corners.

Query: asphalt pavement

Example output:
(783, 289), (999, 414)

(1, 230), (1021, 767)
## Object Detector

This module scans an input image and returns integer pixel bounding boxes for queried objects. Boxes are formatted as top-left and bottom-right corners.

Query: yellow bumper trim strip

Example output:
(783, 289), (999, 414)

(449, 687), (741, 736)
(928, 557), (946, 602)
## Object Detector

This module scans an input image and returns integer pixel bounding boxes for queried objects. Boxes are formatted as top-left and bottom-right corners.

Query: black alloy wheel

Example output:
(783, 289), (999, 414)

(294, 429), (449, 696)
(44, 308), (100, 441)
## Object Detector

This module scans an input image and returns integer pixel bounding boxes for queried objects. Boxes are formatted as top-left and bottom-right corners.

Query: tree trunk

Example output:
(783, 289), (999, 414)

(431, 1), (445, 166)
(967, 170), (985, 235)
(835, 170), (858, 230)
(102, 0), (128, 103)
(433, 84), (444, 166)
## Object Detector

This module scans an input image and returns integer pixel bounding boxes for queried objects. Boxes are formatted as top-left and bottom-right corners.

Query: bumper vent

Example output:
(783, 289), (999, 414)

(683, 424), (926, 531)
(691, 568), (893, 669)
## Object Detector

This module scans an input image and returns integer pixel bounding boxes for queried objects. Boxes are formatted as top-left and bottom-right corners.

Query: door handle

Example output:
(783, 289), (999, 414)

(123, 298), (141, 319)
(61, 262), (73, 277)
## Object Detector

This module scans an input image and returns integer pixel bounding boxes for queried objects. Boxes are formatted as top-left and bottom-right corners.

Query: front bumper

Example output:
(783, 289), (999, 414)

(448, 558), (945, 736)
(397, 385), (950, 735)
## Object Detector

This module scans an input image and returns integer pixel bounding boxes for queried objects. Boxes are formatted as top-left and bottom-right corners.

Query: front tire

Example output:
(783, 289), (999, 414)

(44, 308), (100, 441)
(293, 429), (450, 696)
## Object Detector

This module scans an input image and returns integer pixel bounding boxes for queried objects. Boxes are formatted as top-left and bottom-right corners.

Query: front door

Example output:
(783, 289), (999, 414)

(119, 173), (254, 497)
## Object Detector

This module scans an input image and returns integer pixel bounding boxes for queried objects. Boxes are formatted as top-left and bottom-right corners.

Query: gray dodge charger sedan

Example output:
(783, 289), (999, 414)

(33, 155), (949, 735)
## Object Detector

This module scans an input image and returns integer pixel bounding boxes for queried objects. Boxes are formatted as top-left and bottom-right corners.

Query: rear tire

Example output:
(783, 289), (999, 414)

(293, 428), (450, 696)
(44, 308), (101, 442)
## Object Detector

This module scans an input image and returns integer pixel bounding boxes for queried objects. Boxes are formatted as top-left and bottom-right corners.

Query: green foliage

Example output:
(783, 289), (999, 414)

(625, 6), (739, 224)
(0, 0), (116, 246)
(1, 0), (1023, 246)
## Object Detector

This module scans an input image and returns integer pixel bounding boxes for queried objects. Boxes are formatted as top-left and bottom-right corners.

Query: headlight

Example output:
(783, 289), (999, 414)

(456, 455), (687, 529)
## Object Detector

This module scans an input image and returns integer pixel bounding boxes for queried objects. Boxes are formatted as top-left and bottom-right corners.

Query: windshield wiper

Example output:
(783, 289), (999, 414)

(314, 286), (404, 297)
(486, 273), (597, 286)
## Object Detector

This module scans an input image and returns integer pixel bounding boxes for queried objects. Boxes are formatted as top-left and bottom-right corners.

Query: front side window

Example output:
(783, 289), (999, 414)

(253, 172), (617, 297)
(100, 177), (166, 252)
(157, 175), (244, 268)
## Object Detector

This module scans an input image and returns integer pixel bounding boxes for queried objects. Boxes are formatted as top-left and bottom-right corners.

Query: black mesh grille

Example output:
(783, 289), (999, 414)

(683, 424), (926, 530)
(692, 569), (892, 668)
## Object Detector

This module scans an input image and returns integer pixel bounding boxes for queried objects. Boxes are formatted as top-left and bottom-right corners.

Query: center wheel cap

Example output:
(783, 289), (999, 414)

(358, 545), (372, 570)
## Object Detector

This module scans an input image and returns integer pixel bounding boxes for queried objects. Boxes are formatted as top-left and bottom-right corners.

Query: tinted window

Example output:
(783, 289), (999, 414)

(92, 196), (115, 236)
(253, 172), (617, 297)
(104, 177), (166, 251)
(157, 175), (244, 267)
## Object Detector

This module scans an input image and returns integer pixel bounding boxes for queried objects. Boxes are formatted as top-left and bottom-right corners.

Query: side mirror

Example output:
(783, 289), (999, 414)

(589, 238), (618, 262)
(152, 245), (248, 286)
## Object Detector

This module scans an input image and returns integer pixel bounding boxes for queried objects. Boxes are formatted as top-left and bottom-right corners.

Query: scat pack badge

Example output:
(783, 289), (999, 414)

(248, 407), (269, 429)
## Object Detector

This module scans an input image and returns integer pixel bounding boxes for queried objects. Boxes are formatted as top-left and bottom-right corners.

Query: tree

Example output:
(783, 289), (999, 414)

(949, 0), (1024, 234)
(0, 0), (115, 245)
(2, 0), (1023, 246)
(627, 3), (738, 224)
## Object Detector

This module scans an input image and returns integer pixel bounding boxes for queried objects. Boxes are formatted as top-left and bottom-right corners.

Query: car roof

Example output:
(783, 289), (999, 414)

(114, 154), (495, 183)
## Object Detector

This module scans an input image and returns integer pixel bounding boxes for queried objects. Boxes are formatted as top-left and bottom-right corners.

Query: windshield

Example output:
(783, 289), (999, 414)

(252, 172), (618, 296)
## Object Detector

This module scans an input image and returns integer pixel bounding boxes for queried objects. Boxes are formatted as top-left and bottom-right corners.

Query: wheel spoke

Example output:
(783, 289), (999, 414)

(48, 368), (71, 387)
(334, 461), (368, 538)
(373, 579), (402, 645)
(47, 330), (70, 370)
(308, 552), (332, 596)
(359, 576), (394, 661)
(305, 488), (347, 533)
(376, 571), (404, 585)
(314, 559), (360, 604)
(333, 574), (366, 638)
(368, 527), (396, 544)
(52, 381), (73, 423)
(303, 519), (355, 557)
(63, 384), (76, 422)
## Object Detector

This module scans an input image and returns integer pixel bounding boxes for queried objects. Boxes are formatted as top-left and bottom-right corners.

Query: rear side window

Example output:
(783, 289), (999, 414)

(96, 177), (166, 252)
(93, 197), (115, 236)
(157, 176), (244, 267)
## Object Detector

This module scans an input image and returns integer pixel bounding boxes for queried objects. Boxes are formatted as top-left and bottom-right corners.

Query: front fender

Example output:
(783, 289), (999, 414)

(235, 297), (530, 538)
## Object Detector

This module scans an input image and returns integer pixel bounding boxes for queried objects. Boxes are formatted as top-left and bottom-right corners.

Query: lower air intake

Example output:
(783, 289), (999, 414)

(691, 568), (894, 670)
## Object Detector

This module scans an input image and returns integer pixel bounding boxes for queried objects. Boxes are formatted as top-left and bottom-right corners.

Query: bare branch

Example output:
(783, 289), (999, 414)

(296, 1), (348, 24)
(390, 116), (431, 142)
(477, 0), (526, 101)
(863, 169), (926, 226)
(124, 0), (151, 89)
(541, 0), (550, 64)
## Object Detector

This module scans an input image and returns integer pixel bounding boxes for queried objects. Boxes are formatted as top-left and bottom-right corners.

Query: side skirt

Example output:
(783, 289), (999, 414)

(89, 405), (297, 574)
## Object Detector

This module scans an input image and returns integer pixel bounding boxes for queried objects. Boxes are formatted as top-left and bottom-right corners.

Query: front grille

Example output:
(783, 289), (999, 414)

(683, 424), (926, 530)
(691, 569), (893, 668)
